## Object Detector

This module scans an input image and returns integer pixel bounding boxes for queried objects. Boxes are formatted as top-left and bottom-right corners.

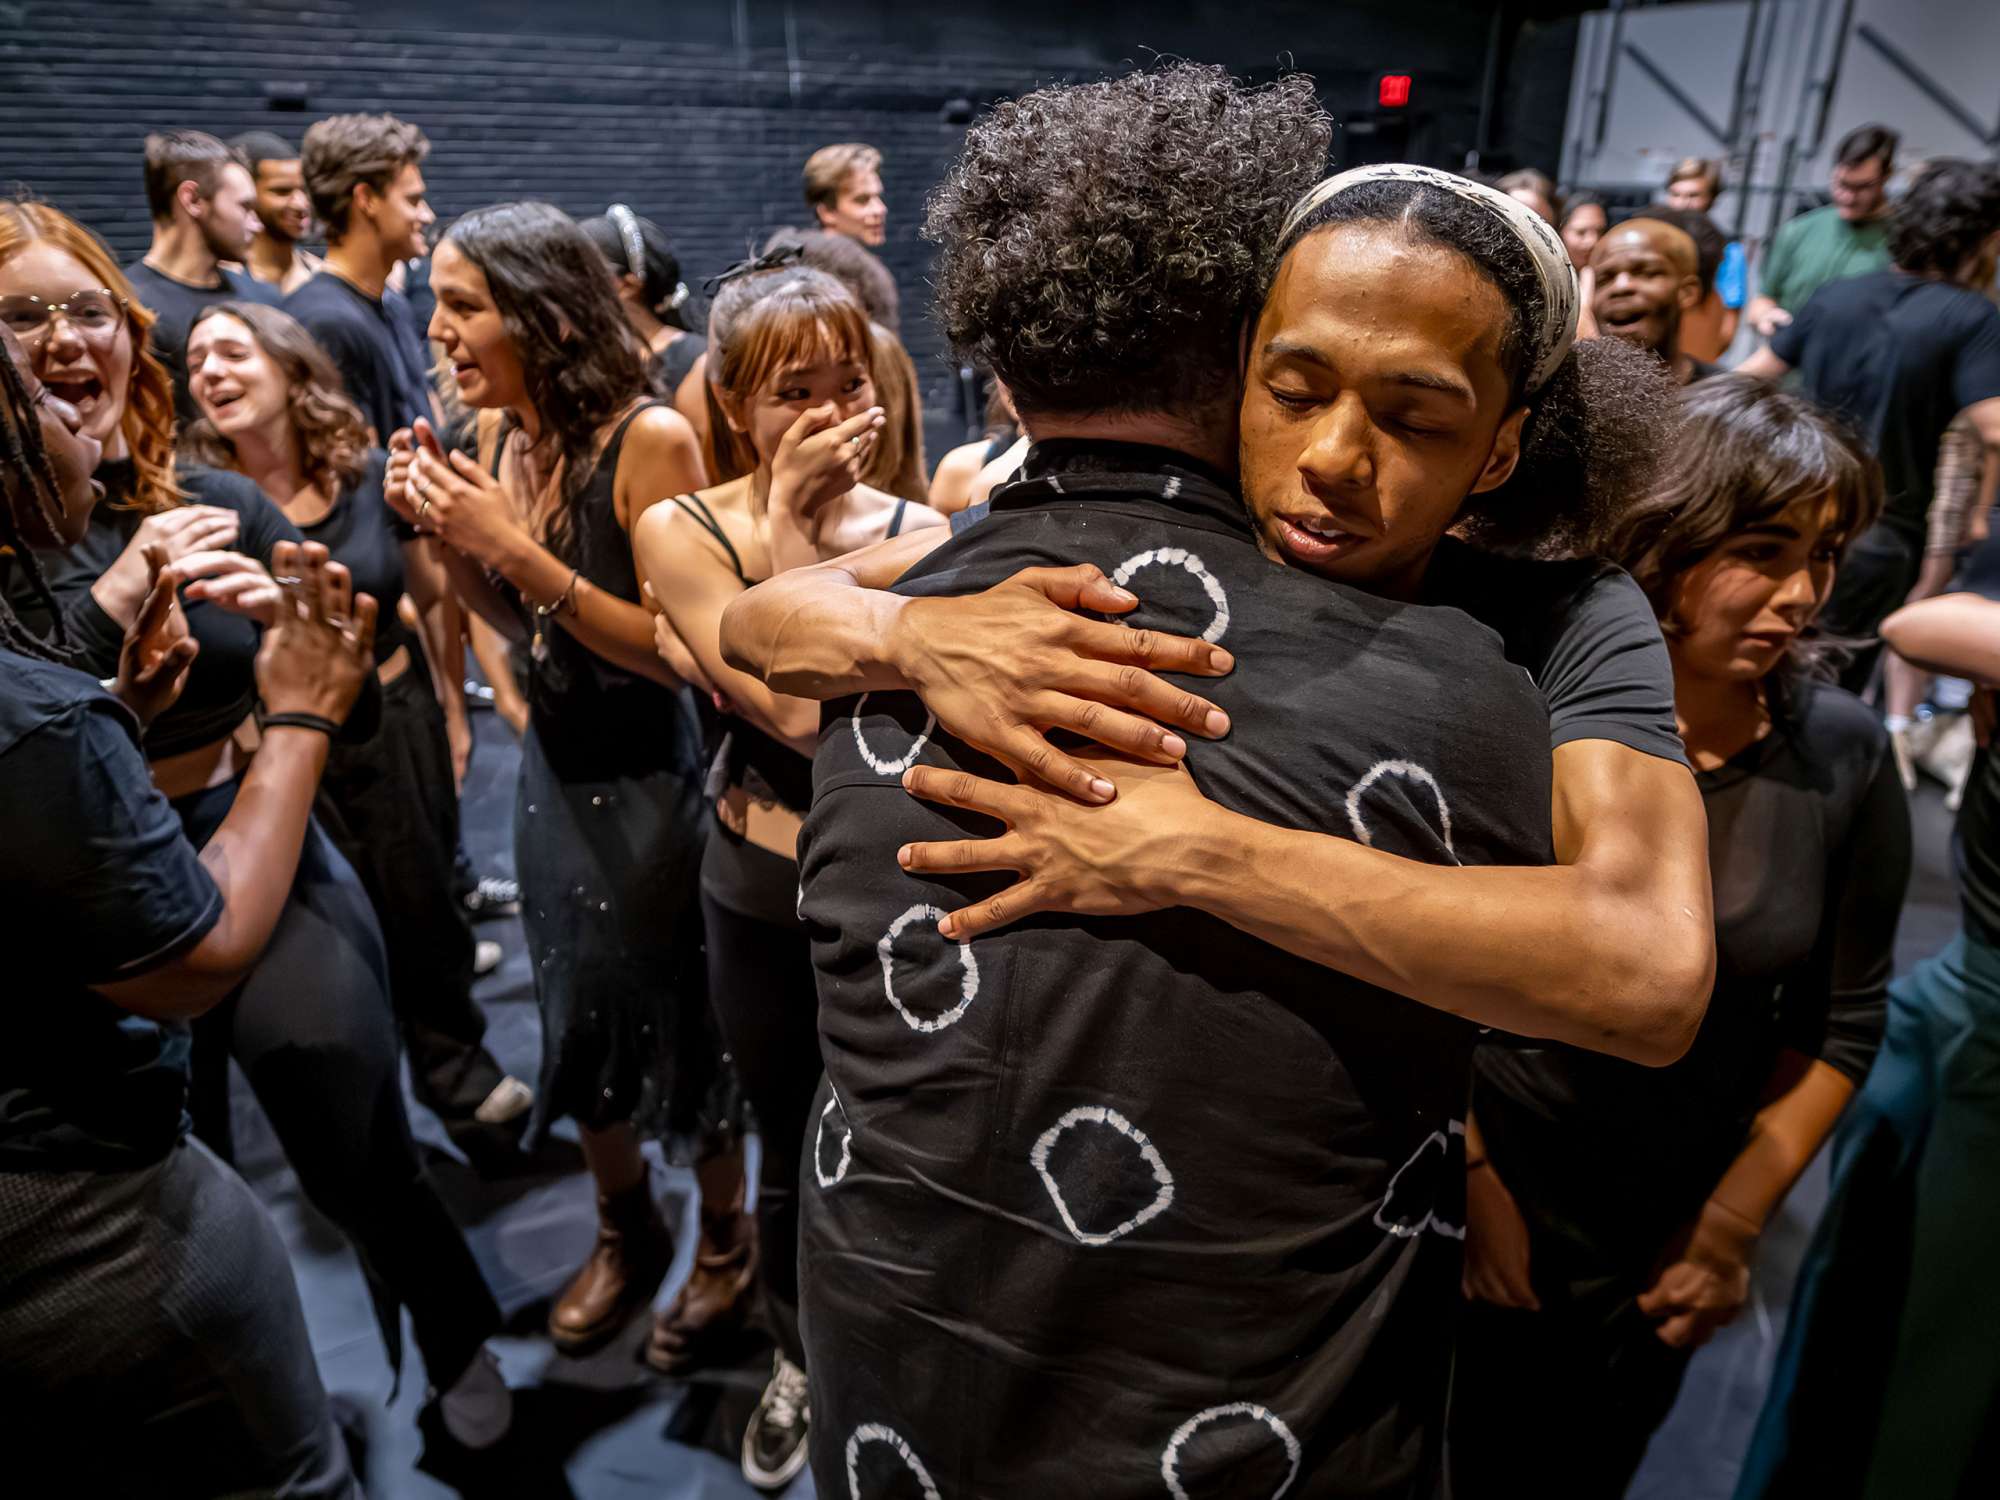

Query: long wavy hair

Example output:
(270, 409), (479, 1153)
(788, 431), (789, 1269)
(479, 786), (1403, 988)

(178, 301), (371, 497)
(0, 199), (182, 514)
(439, 201), (649, 562)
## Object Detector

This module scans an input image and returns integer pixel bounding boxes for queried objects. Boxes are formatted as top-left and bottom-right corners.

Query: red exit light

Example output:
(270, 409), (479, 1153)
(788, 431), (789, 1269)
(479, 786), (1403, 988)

(1378, 74), (1413, 108)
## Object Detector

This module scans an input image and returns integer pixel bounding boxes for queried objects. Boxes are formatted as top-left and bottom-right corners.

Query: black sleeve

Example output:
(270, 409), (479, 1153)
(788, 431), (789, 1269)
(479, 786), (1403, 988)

(1541, 567), (1688, 765)
(1784, 736), (1911, 1082)
(184, 468), (304, 564)
(1768, 285), (1819, 367)
(55, 591), (128, 678)
(0, 697), (222, 983)
(1953, 302), (2000, 413)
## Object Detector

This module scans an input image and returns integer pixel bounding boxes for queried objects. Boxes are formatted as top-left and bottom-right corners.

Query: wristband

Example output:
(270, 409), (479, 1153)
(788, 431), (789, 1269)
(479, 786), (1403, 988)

(259, 711), (342, 737)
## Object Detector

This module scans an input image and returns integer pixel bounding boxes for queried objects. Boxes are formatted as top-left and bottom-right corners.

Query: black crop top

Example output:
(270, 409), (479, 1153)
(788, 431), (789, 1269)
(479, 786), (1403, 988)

(297, 450), (415, 664)
(7, 463), (302, 760)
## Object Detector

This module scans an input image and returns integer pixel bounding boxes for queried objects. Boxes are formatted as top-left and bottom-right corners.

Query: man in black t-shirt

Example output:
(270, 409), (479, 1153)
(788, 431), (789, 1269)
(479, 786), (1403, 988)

(1743, 160), (2000, 676)
(123, 129), (280, 427)
(288, 113), (438, 443)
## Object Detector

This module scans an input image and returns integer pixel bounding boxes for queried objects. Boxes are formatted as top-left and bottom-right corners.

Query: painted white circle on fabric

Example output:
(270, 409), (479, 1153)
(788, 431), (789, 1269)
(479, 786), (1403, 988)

(1374, 1119), (1466, 1241)
(1345, 758), (1457, 862)
(851, 692), (936, 776)
(877, 904), (980, 1033)
(1109, 546), (1231, 644)
(845, 1423), (940, 1500)
(815, 1090), (853, 1188)
(1030, 1104), (1175, 1246)
(1160, 1402), (1304, 1500)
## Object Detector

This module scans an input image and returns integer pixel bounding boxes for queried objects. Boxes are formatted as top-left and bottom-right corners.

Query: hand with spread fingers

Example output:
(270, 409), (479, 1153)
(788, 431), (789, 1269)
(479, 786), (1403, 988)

(113, 543), (200, 729)
(896, 751), (1211, 940)
(255, 540), (379, 725)
(886, 563), (1234, 806)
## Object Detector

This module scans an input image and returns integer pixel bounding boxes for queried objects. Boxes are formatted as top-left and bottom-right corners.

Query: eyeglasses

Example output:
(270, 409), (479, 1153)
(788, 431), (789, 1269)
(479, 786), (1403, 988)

(0, 288), (128, 349)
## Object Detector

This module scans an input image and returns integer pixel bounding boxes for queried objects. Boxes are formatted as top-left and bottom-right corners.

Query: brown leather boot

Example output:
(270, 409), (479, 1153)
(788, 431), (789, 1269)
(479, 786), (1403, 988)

(648, 1200), (756, 1376)
(548, 1179), (672, 1356)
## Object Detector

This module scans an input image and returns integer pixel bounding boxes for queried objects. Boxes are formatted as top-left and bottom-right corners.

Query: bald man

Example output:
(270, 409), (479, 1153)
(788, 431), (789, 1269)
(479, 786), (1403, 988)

(1590, 217), (1720, 385)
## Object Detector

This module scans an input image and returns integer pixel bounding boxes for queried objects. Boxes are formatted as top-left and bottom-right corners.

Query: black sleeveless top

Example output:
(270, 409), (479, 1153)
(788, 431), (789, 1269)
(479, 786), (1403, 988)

(648, 333), (702, 399)
(674, 490), (914, 814)
(493, 401), (703, 783)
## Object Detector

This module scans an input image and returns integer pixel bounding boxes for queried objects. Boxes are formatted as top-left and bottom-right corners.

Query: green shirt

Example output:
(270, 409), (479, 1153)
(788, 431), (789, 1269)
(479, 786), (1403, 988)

(1761, 205), (1891, 313)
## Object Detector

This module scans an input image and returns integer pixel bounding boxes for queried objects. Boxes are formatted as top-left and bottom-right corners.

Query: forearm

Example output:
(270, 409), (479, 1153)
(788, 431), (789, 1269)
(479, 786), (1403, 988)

(113, 728), (328, 1019)
(495, 534), (682, 688)
(1184, 802), (1709, 1063)
(1706, 1054), (1854, 1229)
(722, 561), (917, 699)
(439, 545), (529, 644)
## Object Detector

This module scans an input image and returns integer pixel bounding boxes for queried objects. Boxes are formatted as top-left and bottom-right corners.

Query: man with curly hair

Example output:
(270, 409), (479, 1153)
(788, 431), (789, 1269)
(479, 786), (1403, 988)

(1743, 158), (2000, 686)
(769, 66), (1596, 1497)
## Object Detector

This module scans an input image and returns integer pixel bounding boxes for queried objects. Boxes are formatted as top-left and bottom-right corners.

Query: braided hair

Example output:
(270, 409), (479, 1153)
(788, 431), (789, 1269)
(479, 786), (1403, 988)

(0, 340), (74, 662)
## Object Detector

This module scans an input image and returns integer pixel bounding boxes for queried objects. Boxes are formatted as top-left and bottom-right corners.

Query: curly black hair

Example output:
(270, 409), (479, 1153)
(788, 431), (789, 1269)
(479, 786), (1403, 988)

(1279, 179), (1683, 557)
(925, 63), (1331, 420)
(1888, 159), (2000, 279)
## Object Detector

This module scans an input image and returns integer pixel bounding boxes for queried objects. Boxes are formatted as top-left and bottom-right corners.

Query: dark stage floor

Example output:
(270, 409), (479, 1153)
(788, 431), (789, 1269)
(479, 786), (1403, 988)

(233, 701), (1965, 1499)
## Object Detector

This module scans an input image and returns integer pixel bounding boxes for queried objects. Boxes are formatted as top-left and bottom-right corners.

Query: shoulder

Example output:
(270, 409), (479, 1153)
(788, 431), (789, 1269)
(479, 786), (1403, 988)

(284, 277), (351, 329)
(1431, 538), (1635, 626)
(177, 463), (272, 515)
(620, 401), (701, 460)
(1782, 674), (1891, 762)
(0, 650), (120, 760)
(223, 268), (281, 305)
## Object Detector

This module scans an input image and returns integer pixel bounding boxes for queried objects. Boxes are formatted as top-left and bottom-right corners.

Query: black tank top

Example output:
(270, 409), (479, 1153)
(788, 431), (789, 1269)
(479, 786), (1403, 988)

(494, 401), (703, 783)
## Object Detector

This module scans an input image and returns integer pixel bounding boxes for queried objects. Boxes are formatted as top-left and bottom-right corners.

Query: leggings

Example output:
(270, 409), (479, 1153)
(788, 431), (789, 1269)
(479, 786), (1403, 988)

(316, 666), (504, 1117)
(0, 1138), (358, 1498)
(701, 826), (822, 1366)
(178, 774), (500, 1389)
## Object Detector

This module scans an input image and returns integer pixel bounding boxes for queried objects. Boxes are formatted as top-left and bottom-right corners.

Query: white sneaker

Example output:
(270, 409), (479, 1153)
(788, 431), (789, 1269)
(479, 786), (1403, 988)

(474, 1077), (533, 1126)
(742, 1353), (811, 1489)
(474, 939), (503, 976)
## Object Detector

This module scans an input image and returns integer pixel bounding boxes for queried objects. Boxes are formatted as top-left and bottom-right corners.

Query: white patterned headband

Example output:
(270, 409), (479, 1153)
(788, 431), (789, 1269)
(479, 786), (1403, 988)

(1279, 163), (1579, 392)
(606, 203), (688, 313)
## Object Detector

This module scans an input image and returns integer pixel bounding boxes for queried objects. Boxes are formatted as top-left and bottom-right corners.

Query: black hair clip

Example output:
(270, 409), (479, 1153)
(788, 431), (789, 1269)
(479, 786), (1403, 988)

(703, 242), (805, 297)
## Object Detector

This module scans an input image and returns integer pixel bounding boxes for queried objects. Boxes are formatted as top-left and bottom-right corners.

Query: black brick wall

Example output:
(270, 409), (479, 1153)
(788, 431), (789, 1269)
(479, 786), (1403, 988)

(2, 0), (1574, 438)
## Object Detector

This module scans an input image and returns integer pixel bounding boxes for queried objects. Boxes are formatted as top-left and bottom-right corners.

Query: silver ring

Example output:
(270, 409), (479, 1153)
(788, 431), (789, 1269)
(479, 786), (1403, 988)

(418, 495), (433, 523)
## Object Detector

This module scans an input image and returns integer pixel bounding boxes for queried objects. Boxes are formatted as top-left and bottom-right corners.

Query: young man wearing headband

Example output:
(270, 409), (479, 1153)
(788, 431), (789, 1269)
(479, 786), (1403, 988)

(718, 69), (1706, 1495)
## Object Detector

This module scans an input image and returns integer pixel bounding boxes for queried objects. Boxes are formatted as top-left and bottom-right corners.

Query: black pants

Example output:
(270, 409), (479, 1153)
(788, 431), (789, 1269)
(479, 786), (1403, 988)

(317, 666), (504, 1117)
(701, 827), (822, 1366)
(0, 1138), (358, 1498)
(180, 781), (501, 1390)
(1451, 1297), (1692, 1499)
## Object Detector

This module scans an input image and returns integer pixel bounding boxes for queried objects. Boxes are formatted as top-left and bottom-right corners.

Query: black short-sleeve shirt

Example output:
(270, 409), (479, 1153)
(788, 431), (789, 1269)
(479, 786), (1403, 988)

(796, 442), (1556, 1496)
(1474, 675), (1907, 1285)
(0, 651), (222, 1169)
(1773, 269), (2000, 544)
(1423, 538), (1688, 765)
(122, 260), (281, 429)
(285, 271), (433, 443)
(5, 463), (303, 759)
